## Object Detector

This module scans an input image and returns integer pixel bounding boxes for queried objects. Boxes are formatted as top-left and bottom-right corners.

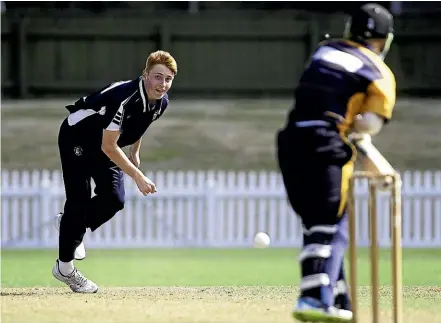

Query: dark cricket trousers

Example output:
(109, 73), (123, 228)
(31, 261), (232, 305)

(276, 124), (355, 307)
(58, 118), (125, 262)
(276, 124), (355, 226)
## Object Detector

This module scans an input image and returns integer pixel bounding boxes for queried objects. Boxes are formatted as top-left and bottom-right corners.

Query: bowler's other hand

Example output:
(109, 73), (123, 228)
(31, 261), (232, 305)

(134, 173), (157, 196)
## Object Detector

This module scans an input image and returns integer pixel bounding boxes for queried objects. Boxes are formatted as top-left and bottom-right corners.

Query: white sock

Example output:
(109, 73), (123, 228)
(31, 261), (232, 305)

(58, 260), (74, 276)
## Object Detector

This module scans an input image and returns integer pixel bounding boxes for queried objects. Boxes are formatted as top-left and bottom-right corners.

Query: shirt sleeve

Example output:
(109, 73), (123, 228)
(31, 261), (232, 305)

(360, 65), (396, 121)
(103, 86), (137, 131)
(105, 104), (124, 131)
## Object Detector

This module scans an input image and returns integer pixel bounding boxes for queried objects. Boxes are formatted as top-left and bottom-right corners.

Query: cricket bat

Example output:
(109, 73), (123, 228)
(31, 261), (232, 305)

(354, 135), (395, 175)
(351, 134), (396, 189)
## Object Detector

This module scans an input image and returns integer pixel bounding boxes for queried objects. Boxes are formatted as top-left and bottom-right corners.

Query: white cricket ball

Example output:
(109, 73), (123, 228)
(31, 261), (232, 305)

(254, 232), (271, 248)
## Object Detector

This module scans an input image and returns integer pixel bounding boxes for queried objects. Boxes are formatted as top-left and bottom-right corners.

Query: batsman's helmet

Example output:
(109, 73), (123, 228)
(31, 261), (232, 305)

(343, 3), (394, 59)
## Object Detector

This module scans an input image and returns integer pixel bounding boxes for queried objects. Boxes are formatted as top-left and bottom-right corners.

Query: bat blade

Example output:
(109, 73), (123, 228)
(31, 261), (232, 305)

(354, 138), (395, 176)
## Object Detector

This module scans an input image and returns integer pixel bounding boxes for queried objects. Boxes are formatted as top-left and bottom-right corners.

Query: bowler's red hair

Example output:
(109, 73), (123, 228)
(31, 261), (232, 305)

(144, 50), (177, 76)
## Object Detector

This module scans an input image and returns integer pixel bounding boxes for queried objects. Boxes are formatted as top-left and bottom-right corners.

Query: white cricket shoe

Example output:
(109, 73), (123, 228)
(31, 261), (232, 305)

(52, 260), (98, 293)
(293, 297), (353, 322)
(54, 212), (86, 260)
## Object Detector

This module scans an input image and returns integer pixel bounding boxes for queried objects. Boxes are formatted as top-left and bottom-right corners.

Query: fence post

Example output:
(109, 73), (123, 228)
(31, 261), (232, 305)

(205, 179), (218, 247)
(157, 22), (171, 51)
(12, 15), (28, 98)
(39, 178), (52, 247)
(308, 15), (320, 55)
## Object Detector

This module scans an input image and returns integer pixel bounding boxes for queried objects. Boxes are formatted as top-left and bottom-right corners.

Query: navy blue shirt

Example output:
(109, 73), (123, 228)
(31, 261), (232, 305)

(283, 39), (394, 135)
(65, 76), (169, 149)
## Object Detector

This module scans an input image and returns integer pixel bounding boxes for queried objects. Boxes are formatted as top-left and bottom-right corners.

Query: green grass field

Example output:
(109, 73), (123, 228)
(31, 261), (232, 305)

(2, 248), (441, 323)
(2, 97), (441, 171)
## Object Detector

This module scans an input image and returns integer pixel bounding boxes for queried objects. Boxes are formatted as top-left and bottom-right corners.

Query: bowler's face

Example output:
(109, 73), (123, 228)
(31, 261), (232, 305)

(144, 64), (174, 100)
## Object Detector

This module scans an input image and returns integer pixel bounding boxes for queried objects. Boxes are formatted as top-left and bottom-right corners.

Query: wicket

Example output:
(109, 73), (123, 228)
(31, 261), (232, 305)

(347, 171), (403, 323)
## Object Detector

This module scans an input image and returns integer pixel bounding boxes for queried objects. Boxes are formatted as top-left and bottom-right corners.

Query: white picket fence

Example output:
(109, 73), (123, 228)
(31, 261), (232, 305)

(1, 170), (441, 249)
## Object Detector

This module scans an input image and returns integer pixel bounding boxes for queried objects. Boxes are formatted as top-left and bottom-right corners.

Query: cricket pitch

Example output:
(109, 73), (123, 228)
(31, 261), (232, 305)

(2, 286), (440, 323)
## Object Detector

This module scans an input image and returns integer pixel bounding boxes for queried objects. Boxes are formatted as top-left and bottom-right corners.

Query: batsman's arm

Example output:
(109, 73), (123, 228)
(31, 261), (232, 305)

(359, 64), (396, 122)
(348, 58), (397, 184)
(352, 60), (396, 135)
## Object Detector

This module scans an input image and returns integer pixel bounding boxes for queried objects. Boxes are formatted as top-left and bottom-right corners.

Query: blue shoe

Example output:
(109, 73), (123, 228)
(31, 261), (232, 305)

(292, 297), (353, 323)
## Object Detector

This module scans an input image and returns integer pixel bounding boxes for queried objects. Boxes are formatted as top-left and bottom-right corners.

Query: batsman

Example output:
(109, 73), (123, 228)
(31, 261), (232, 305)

(276, 3), (396, 322)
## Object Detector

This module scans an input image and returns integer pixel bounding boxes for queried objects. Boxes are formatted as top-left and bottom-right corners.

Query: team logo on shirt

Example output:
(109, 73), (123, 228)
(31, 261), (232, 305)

(152, 108), (162, 121)
(73, 146), (83, 156)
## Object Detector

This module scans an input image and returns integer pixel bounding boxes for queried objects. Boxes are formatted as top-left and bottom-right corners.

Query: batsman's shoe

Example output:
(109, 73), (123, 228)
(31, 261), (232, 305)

(292, 297), (353, 323)
(52, 260), (98, 293)
(54, 213), (86, 260)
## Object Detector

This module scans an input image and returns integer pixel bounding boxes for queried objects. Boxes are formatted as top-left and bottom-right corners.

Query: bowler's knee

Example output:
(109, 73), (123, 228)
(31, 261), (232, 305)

(64, 198), (88, 217)
(108, 191), (125, 212)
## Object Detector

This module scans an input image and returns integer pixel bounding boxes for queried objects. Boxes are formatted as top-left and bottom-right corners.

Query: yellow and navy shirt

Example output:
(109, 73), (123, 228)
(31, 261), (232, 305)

(286, 39), (396, 135)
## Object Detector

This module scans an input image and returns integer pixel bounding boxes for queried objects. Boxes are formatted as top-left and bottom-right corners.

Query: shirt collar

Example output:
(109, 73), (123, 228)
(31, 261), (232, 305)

(138, 77), (147, 112)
